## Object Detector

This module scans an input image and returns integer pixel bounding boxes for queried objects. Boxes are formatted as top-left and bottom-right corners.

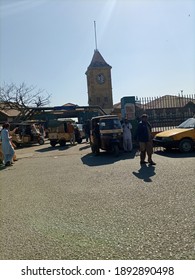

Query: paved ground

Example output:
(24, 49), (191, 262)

(0, 141), (194, 260)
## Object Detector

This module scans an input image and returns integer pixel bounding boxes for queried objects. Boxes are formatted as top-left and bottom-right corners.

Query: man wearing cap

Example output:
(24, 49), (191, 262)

(136, 114), (156, 165)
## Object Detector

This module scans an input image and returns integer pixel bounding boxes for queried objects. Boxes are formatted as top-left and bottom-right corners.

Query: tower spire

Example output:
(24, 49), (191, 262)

(94, 20), (98, 50)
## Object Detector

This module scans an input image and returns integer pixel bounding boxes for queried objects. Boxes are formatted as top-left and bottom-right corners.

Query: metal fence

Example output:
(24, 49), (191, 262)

(135, 94), (195, 132)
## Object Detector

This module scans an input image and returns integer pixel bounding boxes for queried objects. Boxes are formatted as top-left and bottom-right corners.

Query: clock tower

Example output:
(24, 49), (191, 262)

(85, 50), (113, 113)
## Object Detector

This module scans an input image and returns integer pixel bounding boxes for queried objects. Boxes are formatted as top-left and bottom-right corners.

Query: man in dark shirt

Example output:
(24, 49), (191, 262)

(83, 120), (90, 143)
(92, 122), (100, 155)
(137, 114), (156, 165)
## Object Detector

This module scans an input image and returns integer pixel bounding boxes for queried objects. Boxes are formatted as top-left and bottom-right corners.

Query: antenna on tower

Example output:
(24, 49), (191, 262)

(94, 20), (98, 50)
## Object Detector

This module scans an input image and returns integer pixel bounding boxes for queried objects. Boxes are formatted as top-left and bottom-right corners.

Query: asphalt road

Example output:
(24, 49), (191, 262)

(0, 141), (194, 260)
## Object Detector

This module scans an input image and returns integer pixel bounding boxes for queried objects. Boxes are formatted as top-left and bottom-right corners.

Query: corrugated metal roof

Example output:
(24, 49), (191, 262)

(113, 95), (195, 109)
(0, 108), (20, 117)
(62, 103), (77, 107)
(142, 95), (195, 109)
(0, 102), (21, 117)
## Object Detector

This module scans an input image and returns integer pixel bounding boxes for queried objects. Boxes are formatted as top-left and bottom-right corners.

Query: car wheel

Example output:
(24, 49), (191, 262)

(112, 143), (119, 157)
(50, 140), (57, 147)
(179, 139), (193, 153)
(59, 139), (66, 146)
(39, 138), (44, 145)
(77, 138), (82, 144)
(91, 144), (99, 154)
(91, 144), (96, 153)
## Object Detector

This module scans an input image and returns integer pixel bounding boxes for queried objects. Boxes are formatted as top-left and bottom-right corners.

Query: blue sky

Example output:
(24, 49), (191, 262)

(0, 0), (194, 106)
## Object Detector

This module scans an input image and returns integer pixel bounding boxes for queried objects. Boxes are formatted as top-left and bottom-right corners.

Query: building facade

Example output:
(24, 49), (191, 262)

(85, 50), (113, 114)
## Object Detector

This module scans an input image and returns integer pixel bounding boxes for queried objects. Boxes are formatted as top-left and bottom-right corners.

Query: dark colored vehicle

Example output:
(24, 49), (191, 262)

(90, 115), (123, 156)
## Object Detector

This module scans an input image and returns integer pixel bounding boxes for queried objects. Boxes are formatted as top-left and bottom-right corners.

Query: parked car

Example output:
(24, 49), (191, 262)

(153, 117), (195, 152)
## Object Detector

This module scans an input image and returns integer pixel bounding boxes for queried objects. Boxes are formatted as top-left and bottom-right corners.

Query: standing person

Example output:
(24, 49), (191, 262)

(67, 122), (75, 145)
(122, 118), (133, 152)
(31, 124), (39, 140)
(1, 122), (15, 166)
(10, 140), (18, 162)
(92, 121), (100, 155)
(74, 126), (81, 143)
(137, 114), (156, 165)
(39, 124), (45, 138)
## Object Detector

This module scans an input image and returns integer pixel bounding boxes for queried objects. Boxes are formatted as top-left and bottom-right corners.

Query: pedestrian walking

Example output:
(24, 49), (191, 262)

(136, 114), (156, 165)
(83, 120), (90, 143)
(39, 124), (45, 138)
(11, 141), (18, 162)
(1, 122), (15, 166)
(67, 122), (75, 145)
(122, 118), (132, 152)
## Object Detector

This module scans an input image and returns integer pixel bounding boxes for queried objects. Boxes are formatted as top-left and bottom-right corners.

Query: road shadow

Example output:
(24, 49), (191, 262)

(154, 149), (195, 158)
(81, 149), (137, 166)
(14, 144), (42, 149)
(0, 164), (6, 171)
(0, 163), (18, 171)
(132, 165), (156, 182)
(79, 144), (91, 151)
(34, 144), (72, 153)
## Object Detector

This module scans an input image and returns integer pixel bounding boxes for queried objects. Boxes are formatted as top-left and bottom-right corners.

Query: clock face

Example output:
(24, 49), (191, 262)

(96, 73), (105, 84)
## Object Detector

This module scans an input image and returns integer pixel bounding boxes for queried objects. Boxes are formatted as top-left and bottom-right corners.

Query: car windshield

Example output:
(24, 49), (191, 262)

(177, 118), (195, 128)
(99, 118), (122, 130)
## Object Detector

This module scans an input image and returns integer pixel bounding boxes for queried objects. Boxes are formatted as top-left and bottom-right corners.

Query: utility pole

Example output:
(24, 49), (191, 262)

(94, 20), (98, 50)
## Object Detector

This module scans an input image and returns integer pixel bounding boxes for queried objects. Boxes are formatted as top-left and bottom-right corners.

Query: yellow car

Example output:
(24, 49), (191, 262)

(153, 117), (195, 152)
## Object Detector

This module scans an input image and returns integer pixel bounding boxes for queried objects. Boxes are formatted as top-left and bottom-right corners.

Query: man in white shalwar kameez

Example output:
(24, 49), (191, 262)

(1, 123), (15, 166)
(122, 119), (133, 152)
